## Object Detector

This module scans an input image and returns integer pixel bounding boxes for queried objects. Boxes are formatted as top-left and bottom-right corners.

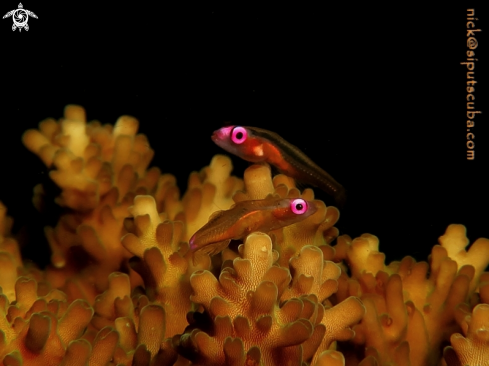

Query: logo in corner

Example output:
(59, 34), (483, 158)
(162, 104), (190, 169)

(3, 3), (37, 32)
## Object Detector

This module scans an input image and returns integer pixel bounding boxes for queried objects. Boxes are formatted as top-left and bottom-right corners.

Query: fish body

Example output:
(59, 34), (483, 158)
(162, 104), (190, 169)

(212, 126), (346, 207)
(189, 197), (317, 256)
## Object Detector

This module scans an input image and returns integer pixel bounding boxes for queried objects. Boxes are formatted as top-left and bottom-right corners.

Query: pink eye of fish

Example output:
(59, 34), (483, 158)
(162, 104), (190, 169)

(231, 126), (247, 144)
(290, 198), (308, 215)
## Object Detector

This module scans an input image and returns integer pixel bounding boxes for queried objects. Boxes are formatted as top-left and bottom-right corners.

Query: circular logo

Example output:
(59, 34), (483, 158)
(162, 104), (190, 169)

(12, 8), (28, 27)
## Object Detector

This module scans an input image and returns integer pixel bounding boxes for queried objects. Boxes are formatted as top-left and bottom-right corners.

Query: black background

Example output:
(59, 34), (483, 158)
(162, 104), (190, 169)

(1, 3), (487, 268)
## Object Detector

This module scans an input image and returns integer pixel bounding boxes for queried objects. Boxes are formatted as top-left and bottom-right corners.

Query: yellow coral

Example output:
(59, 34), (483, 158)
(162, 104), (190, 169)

(0, 202), (23, 302)
(0, 276), (92, 365)
(439, 224), (489, 292)
(0, 106), (487, 365)
(122, 195), (206, 338)
(181, 233), (363, 365)
(177, 154), (244, 241)
(23, 105), (155, 211)
(180, 233), (325, 365)
(444, 303), (489, 366)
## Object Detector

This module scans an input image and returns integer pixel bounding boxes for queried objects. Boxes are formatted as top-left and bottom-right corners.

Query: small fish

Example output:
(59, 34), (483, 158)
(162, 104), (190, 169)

(212, 126), (347, 207)
(189, 197), (318, 257)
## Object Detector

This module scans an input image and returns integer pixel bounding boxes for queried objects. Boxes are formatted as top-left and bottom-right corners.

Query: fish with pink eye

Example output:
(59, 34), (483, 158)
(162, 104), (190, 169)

(189, 196), (318, 258)
(212, 126), (347, 207)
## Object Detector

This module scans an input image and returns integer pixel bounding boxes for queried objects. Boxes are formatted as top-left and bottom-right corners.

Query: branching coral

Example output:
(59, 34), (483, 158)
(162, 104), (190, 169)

(333, 225), (489, 366)
(22, 105), (154, 212)
(439, 224), (489, 293)
(179, 233), (311, 365)
(0, 202), (23, 303)
(0, 106), (487, 365)
(176, 154), (244, 242)
(177, 232), (361, 365)
(0, 276), (93, 365)
(22, 106), (163, 301)
(122, 194), (209, 338)
(444, 303), (489, 366)
(22, 106), (242, 300)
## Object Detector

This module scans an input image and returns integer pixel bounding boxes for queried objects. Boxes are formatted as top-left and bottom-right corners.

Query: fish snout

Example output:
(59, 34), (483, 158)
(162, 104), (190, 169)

(211, 129), (225, 142)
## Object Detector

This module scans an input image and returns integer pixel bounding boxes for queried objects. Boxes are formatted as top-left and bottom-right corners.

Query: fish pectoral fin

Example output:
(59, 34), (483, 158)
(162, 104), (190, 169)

(201, 239), (231, 256)
(192, 239), (231, 265)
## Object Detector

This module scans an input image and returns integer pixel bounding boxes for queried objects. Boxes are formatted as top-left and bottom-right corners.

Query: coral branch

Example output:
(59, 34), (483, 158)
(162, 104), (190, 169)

(444, 303), (489, 366)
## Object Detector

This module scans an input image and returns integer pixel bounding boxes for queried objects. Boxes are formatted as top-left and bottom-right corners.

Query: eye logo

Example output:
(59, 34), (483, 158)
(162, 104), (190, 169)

(3, 3), (38, 32)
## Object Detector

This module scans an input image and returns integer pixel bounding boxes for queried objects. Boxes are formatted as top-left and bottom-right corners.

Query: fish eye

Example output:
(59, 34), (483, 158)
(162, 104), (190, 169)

(290, 198), (307, 215)
(231, 126), (247, 144)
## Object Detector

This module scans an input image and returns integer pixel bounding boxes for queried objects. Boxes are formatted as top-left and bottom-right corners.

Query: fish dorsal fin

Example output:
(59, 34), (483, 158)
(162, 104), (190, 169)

(208, 209), (225, 222)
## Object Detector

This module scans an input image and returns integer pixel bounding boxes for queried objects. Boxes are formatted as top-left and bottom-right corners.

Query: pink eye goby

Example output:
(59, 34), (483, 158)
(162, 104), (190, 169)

(231, 126), (247, 144)
(290, 198), (308, 215)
